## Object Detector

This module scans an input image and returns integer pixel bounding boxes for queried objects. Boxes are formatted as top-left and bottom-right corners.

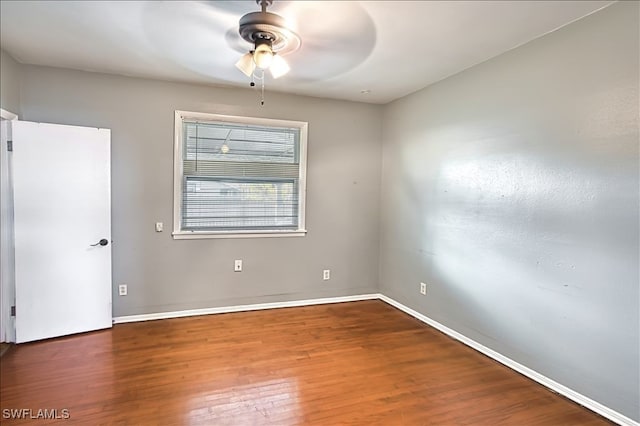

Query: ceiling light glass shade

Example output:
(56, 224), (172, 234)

(253, 43), (274, 69)
(270, 54), (290, 79)
(235, 52), (256, 77)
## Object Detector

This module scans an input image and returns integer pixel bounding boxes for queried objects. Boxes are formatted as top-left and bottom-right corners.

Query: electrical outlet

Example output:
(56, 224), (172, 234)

(234, 259), (243, 272)
(323, 269), (330, 280)
(119, 284), (128, 296)
(420, 282), (427, 295)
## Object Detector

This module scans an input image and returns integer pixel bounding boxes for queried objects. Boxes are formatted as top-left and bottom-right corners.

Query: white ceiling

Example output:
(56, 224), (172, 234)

(0, 1), (614, 104)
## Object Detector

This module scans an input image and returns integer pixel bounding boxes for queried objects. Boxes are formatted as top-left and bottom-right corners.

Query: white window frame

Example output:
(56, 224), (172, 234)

(173, 110), (308, 239)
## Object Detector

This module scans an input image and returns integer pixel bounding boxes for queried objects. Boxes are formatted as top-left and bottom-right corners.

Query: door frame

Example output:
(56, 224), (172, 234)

(0, 108), (18, 343)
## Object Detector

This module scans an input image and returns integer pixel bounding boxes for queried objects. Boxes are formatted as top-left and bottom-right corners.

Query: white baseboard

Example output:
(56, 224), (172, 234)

(112, 293), (380, 324)
(378, 294), (639, 426)
(112, 292), (637, 426)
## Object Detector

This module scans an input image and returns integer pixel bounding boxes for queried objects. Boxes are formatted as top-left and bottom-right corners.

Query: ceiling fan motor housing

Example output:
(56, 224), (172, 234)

(238, 10), (301, 55)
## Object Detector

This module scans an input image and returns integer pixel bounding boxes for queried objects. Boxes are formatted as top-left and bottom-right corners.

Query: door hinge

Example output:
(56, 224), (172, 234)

(7, 140), (12, 152)
(10, 306), (15, 317)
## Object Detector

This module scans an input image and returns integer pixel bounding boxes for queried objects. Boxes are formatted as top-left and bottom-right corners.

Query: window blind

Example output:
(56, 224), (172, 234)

(181, 120), (301, 231)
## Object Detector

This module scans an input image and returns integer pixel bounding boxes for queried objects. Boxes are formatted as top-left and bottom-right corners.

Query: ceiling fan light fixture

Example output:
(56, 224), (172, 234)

(235, 0), (300, 104)
(235, 52), (256, 77)
(253, 39), (274, 69)
(269, 54), (290, 79)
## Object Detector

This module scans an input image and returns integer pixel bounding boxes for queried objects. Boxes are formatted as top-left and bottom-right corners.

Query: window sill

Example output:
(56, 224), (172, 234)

(172, 229), (307, 240)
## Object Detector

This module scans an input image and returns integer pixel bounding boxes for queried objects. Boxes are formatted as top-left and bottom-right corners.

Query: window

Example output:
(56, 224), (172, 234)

(173, 111), (308, 239)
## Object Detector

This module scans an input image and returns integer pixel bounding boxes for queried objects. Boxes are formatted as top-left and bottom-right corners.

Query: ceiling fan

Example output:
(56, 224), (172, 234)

(234, 0), (300, 102)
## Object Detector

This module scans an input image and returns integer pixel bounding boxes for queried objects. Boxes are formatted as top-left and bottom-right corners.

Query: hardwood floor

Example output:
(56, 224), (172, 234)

(0, 300), (612, 425)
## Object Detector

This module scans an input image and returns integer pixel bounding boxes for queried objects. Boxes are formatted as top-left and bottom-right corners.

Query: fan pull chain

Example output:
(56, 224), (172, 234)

(261, 69), (265, 106)
(250, 70), (266, 106)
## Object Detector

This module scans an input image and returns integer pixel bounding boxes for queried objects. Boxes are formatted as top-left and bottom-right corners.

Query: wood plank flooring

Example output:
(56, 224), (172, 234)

(0, 300), (612, 425)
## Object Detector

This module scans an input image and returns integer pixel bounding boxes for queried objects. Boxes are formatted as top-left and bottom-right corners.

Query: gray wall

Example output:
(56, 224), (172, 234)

(379, 1), (639, 421)
(0, 49), (21, 114)
(19, 66), (383, 317)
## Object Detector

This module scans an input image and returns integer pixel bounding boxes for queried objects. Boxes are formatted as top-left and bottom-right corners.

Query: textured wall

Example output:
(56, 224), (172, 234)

(19, 67), (383, 317)
(0, 49), (21, 115)
(379, 2), (639, 421)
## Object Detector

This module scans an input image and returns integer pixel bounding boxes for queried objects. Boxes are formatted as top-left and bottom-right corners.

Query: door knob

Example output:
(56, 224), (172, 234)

(91, 238), (109, 247)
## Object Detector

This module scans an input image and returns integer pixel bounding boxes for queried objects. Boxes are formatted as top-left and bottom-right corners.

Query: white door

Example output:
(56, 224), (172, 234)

(12, 121), (112, 343)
